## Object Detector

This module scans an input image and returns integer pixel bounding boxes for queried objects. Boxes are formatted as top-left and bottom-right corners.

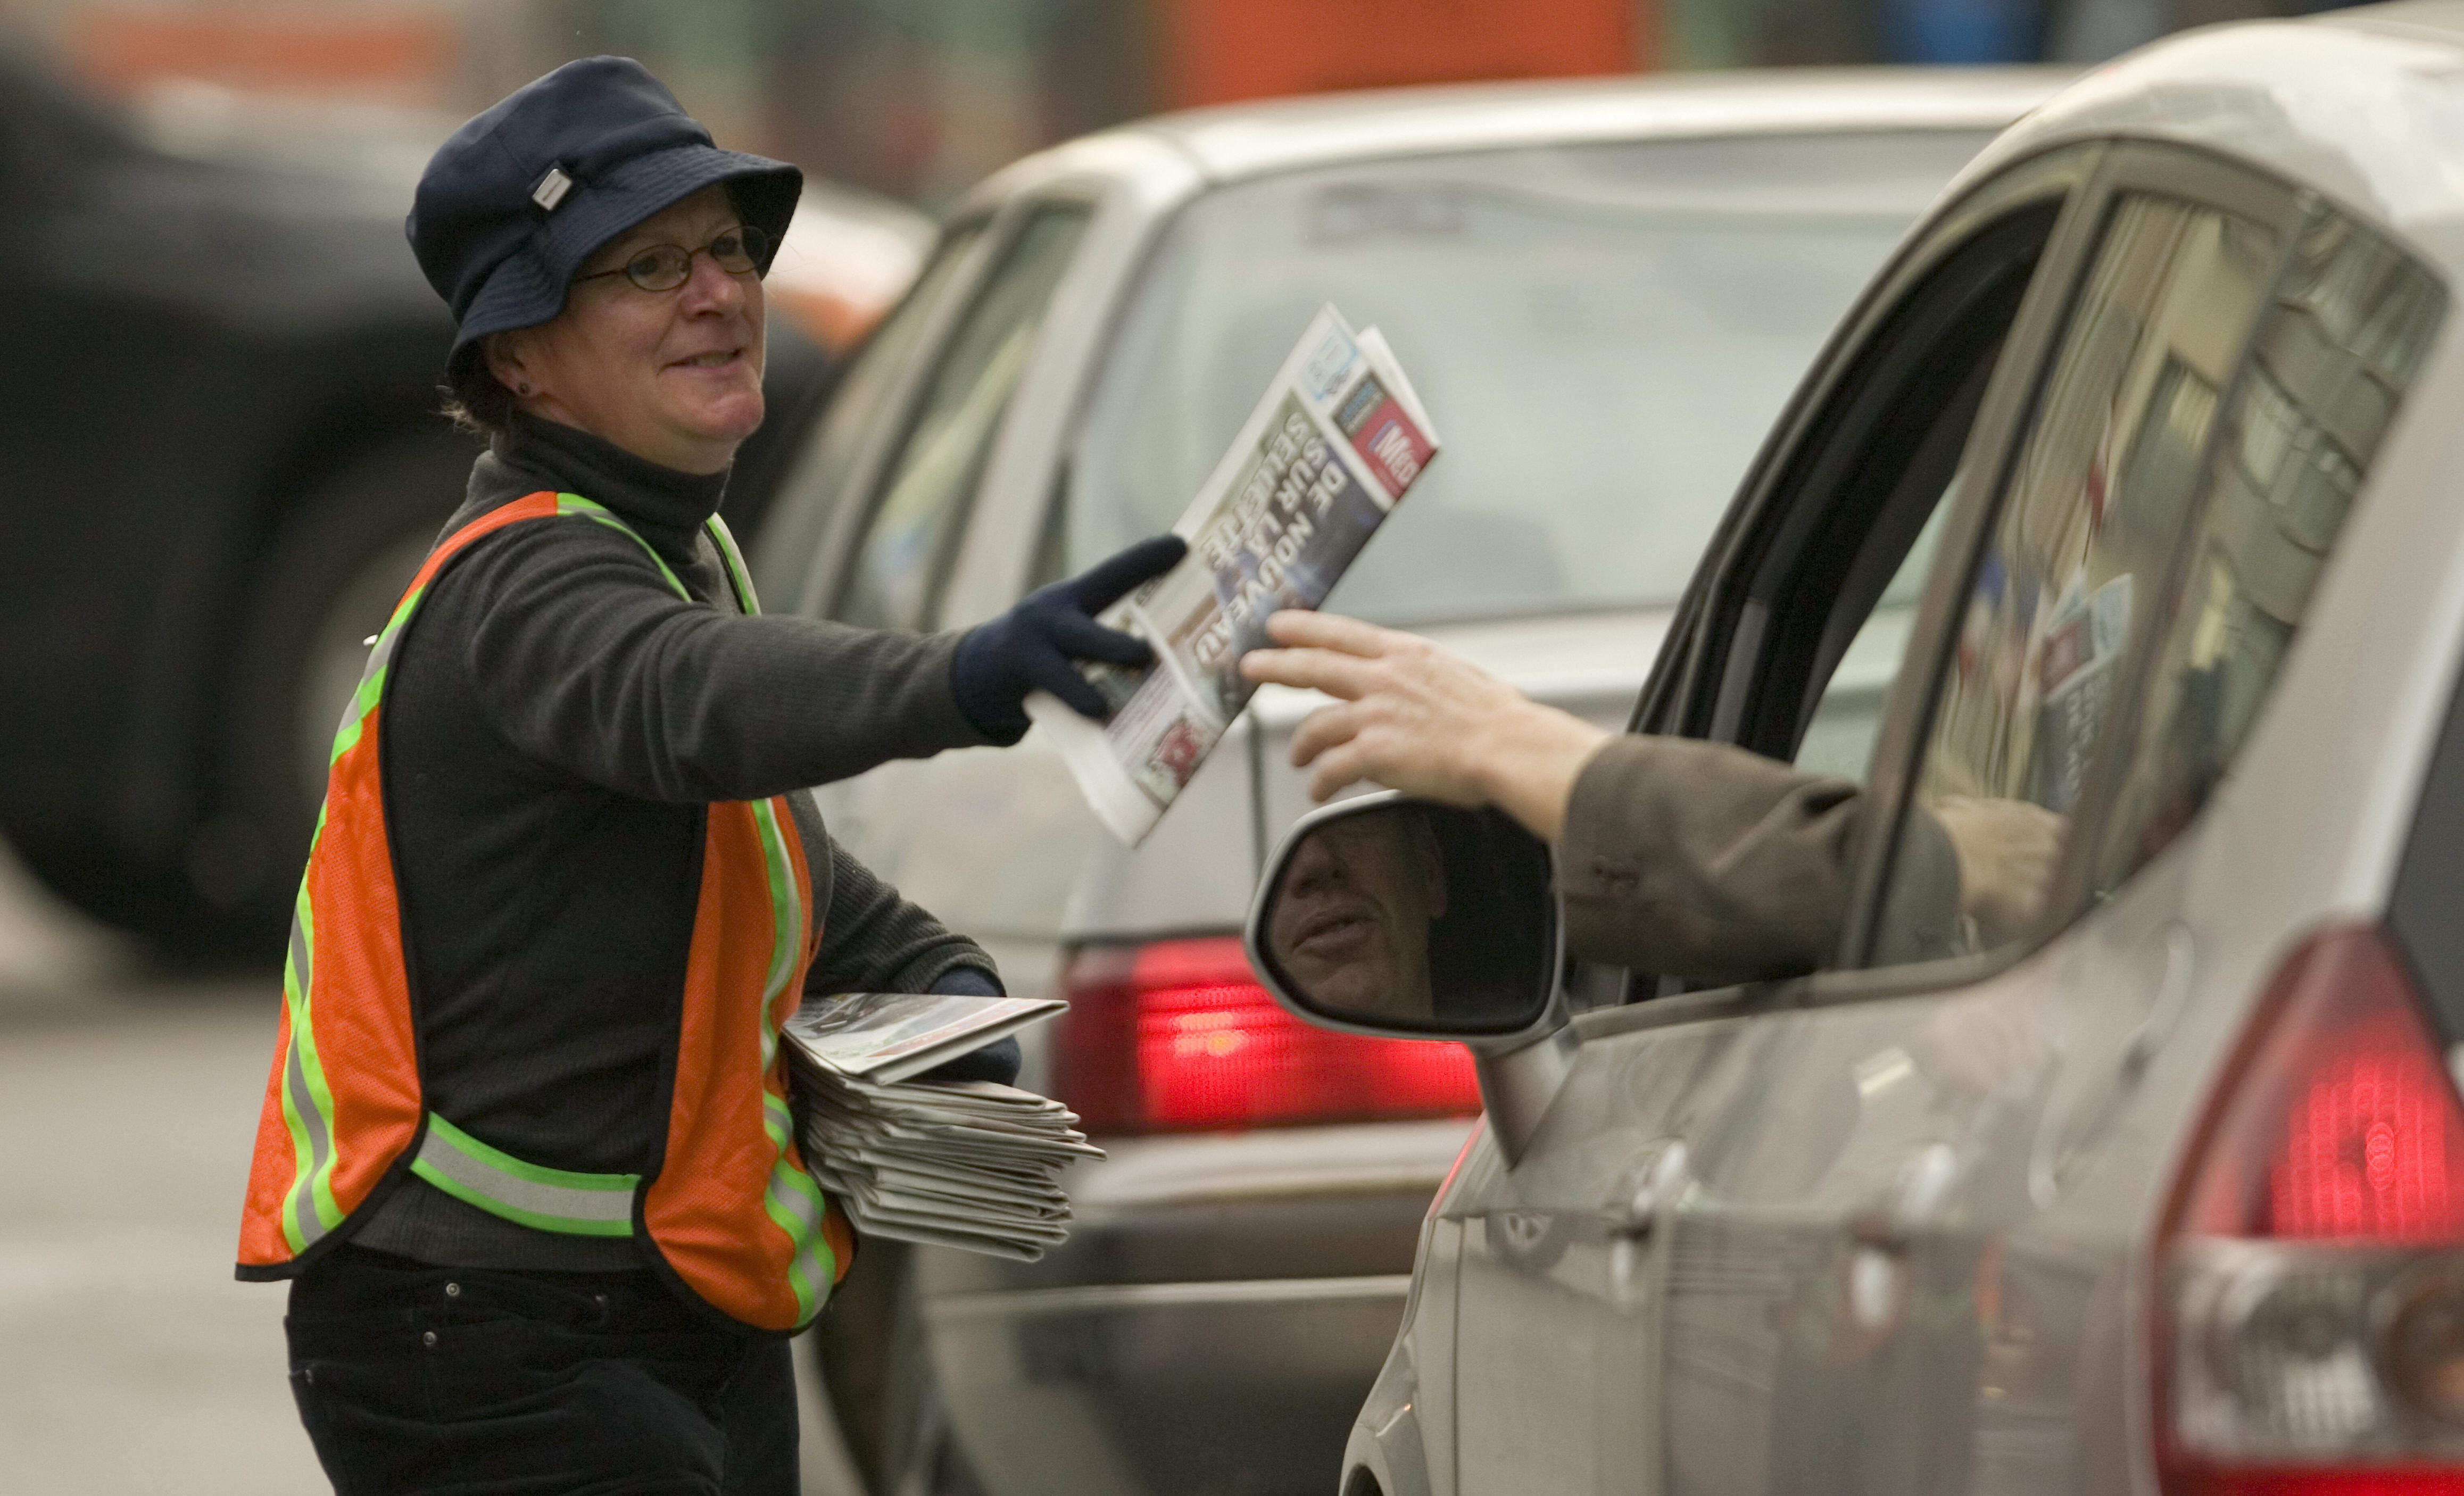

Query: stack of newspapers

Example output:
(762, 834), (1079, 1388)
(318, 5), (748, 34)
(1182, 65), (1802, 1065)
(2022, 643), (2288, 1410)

(781, 991), (1098, 1262)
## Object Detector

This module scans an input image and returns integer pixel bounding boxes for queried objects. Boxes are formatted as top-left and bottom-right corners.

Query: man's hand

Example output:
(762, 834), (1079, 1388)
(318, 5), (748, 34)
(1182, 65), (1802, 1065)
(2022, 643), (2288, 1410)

(1934, 794), (2065, 941)
(1237, 611), (1607, 842)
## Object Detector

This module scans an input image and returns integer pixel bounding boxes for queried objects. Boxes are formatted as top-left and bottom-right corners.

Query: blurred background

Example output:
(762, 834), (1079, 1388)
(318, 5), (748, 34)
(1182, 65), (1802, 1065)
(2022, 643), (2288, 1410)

(0, 0), (2369, 207)
(0, 1), (2362, 1493)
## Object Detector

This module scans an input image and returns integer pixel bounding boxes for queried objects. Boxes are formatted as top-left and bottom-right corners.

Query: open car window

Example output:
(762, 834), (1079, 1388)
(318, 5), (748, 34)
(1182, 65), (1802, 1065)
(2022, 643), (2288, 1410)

(1599, 147), (2094, 1003)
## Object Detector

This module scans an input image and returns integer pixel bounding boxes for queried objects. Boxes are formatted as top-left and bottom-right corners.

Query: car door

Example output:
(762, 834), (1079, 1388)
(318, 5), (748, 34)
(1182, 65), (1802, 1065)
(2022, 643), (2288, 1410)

(1436, 142), (2098, 1496)
(1443, 138), (2343, 1496)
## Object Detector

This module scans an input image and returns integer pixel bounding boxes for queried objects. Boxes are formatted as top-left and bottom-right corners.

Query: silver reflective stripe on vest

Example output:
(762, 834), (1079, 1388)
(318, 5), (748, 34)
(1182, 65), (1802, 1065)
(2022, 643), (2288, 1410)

(408, 1113), (640, 1237)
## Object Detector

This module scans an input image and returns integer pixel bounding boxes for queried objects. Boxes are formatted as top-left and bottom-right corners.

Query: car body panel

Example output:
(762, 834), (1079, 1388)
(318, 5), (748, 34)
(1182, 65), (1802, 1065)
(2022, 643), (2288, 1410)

(1354, 11), (2464, 1496)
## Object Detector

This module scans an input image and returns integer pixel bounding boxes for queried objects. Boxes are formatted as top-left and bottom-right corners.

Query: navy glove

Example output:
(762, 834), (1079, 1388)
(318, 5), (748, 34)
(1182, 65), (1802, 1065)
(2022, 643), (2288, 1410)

(952, 534), (1189, 744)
(914, 965), (1021, 1086)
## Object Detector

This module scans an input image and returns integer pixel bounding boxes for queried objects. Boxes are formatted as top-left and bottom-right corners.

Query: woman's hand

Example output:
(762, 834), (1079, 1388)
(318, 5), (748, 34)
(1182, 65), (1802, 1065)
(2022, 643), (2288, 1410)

(1237, 611), (1607, 842)
(952, 535), (1187, 744)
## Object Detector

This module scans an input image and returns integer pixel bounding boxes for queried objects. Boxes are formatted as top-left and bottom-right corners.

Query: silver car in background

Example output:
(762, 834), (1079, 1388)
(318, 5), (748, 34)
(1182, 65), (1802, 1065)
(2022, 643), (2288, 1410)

(750, 70), (2063, 1496)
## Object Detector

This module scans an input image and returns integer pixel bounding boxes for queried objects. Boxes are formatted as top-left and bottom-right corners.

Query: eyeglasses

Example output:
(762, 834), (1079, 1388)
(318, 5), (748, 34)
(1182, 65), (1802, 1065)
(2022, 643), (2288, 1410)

(573, 225), (770, 293)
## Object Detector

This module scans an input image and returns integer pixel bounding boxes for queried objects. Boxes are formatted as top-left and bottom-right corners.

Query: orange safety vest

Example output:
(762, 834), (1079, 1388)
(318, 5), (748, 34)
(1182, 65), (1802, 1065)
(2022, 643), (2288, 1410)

(235, 491), (852, 1332)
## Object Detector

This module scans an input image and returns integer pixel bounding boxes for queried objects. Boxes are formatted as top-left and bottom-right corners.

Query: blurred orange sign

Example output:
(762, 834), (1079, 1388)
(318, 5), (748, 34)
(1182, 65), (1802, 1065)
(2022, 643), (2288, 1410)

(72, 7), (455, 104)
(1159, 0), (1648, 107)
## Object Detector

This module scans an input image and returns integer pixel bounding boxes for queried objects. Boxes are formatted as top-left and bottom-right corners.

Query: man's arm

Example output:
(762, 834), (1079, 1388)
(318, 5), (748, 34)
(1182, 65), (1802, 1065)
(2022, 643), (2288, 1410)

(1239, 611), (1994, 982)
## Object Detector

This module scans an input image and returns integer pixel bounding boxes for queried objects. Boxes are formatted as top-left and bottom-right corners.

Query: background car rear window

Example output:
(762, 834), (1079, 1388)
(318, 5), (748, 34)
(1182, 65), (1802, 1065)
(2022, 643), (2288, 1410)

(1870, 193), (2284, 967)
(839, 204), (1089, 631)
(751, 221), (984, 613)
(1059, 130), (1992, 625)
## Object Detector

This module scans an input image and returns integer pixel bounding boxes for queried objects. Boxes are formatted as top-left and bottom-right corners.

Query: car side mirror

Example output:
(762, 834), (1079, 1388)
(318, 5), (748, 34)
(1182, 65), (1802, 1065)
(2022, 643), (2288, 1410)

(1247, 793), (1559, 1040)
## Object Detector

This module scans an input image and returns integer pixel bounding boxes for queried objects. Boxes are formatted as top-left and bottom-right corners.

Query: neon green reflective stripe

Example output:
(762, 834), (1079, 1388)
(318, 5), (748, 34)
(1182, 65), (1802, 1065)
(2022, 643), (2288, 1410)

(283, 588), (409, 1250)
(283, 517), (446, 1247)
(748, 796), (806, 1018)
(410, 1114), (640, 1236)
(276, 869), (346, 1253)
(746, 790), (827, 1318)
(706, 513), (762, 616)
(761, 1088), (833, 1316)
(555, 494), (692, 597)
(330, 580), (429, 764)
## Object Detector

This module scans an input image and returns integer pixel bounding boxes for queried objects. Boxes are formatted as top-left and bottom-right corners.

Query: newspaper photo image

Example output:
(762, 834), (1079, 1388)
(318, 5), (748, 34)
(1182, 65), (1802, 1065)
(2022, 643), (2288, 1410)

(1027, 304), (1441, 844)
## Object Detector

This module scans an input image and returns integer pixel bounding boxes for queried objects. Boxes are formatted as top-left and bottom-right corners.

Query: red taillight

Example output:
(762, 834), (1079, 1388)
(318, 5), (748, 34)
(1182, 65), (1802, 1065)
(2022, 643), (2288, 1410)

(2174, 925), (2464, 1247)
(2160, 924), (2464, 1492)
(1053, 936), (1481, 1135)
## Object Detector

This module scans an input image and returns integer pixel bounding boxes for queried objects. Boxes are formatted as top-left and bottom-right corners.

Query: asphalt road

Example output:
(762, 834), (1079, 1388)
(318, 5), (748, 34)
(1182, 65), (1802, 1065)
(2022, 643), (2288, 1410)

(0, 845), (862, 1495)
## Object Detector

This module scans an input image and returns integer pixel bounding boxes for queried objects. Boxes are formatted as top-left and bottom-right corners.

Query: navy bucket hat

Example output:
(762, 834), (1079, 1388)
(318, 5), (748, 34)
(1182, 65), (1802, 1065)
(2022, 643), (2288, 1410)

(408, 56), (801, 377)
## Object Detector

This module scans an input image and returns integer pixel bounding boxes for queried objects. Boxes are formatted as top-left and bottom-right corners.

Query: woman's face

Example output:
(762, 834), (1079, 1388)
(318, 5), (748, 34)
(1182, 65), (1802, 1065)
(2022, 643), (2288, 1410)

(488, 185), (766, 473)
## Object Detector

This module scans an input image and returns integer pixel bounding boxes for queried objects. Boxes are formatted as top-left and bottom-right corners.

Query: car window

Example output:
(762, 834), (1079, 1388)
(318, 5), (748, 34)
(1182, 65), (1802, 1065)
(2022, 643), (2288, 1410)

(837, 204), (1089, 631)
(749, 221), (985, 612)
(1056, 131), (1991, 621)
(1868, 193), (2283, 967)
(2090, 215), (2444, 893)
(1792, 503), (1946, 780)
(1696, 188), (2067, 784)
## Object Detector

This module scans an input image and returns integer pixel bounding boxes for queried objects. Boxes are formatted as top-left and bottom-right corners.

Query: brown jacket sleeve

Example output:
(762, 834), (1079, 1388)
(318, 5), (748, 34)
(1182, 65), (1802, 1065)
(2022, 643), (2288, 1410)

(1556, 736), (1962, 982)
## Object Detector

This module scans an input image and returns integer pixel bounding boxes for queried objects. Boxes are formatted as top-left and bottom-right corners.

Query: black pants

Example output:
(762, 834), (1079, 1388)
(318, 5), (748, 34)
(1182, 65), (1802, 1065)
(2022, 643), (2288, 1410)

(285, 1245), (797, 1496)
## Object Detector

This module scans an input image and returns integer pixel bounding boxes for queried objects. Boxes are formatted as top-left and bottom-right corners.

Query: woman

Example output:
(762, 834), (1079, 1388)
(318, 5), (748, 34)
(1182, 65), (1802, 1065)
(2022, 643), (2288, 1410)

(236, 58), (1180, 1495)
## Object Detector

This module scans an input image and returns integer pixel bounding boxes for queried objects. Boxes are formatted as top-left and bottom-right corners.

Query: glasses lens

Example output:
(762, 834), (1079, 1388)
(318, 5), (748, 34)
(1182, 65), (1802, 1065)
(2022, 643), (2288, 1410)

(625, 246), (691, 292)
(714, 226), (767, 275)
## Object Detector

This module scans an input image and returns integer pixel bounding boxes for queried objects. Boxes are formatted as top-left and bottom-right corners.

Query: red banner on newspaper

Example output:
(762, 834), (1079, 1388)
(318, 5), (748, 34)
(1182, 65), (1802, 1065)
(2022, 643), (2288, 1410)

(1332, 372), (1433, 499)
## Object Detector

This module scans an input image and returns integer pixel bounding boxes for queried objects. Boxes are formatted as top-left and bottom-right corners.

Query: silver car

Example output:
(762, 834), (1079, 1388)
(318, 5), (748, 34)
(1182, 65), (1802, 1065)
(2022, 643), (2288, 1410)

(1243, 7), (2464, 1494)
(750, 70), (2061, 1496)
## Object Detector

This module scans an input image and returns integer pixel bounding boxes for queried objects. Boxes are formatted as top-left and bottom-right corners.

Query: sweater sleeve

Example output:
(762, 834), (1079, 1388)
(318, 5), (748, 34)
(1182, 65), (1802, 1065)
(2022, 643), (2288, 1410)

(806, 842), (1002, 997)
(450, 519), (991, 802)
(773, 783), (999, 996)
(1556, 735), (1872, 982)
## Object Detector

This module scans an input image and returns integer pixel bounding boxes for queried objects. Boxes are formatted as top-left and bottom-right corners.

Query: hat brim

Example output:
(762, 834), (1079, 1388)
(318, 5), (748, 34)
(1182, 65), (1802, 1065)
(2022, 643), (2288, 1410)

(447, 143), (801, 374)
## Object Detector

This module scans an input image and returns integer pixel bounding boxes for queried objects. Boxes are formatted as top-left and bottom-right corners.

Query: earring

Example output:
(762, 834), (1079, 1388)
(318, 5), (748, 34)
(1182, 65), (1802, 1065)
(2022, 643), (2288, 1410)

(517, 383), (533, 396)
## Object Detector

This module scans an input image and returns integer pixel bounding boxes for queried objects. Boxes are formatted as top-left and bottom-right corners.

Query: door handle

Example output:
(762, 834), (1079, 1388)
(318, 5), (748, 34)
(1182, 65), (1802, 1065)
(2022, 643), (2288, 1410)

(1849, 1140), (1958, 1253)
(1600, 1138), (1690, 1240)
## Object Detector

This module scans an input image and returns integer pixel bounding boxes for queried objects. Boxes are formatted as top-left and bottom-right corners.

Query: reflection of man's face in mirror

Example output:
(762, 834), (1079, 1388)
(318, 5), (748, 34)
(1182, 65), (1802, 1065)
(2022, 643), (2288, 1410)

(1269, 813), (1447, 1020)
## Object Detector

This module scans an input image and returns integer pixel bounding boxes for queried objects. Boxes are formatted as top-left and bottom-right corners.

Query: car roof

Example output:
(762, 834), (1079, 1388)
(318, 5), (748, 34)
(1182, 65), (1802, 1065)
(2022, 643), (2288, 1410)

(1129, 68), (2070, 180)
(1963, 1), (2464, 265)
(956, 67), (2070, 213)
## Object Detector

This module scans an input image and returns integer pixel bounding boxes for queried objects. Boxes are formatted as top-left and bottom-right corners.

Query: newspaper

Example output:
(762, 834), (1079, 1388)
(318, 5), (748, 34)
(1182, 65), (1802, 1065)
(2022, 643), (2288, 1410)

(782, 992), (1097, 1261)
(782, 990), (1063, 1085)
(1028, 304), (1441, 845)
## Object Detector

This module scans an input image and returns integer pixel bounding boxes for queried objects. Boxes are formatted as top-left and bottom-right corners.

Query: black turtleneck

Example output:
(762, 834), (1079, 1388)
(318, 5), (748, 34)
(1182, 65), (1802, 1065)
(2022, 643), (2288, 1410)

(351, 414), (997, 1272)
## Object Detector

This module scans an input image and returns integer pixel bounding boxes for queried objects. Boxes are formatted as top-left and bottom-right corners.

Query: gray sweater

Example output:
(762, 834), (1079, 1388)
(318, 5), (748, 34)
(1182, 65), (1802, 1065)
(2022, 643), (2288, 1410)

(352, 414), (998, 1271)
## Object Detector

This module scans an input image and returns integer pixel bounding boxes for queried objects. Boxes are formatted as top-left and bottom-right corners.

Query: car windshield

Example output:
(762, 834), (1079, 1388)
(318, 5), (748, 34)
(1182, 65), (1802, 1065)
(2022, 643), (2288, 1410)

(1064, 130), (1993, 624)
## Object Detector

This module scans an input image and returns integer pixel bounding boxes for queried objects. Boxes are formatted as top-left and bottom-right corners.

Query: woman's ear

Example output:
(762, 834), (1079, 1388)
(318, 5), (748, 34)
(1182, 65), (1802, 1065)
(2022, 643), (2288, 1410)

(483, 331), (538, 400)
